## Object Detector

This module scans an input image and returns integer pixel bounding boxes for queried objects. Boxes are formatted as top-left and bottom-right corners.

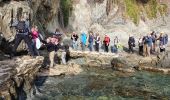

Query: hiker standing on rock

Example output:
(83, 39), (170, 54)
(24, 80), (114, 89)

(31, 25), (40, 56)
(128, 34), (135, 53)
(103, 34), (110, 52)
(80, 31), (87, 51)
(46, 37), (59, 67)
(10, 16), (34, 58)
(146, 34), (153, 57)
(71, 32), (79, 50)
(88, 32), (94, 51)
(158, 32), (166, 53)
(94, 33), (100, 52)
(151, 31), (157, 53)
(138, 35), (143, 55)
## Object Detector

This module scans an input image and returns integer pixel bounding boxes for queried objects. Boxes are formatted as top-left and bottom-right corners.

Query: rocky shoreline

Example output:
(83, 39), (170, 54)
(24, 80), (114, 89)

(0, 48), (169, 99)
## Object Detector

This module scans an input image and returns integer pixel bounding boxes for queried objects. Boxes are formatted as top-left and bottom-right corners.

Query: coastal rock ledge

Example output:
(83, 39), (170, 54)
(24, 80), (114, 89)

(0, 56), (44, 100)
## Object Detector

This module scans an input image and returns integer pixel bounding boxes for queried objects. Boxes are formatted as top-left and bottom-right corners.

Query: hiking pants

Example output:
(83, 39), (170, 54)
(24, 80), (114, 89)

(139, 46), (143, 55)
(89, 42), (93, 51)
(129, 44), (134, 53)
(72, 40), (78, 50)
(147, 45), (151, 56)
(13, 34), (34, 56)
(95, 42), (99, 52)
(143, 44), (147, 56)
(81, 43), (86, 51)
(104, 43), (109, 52)
(49, 50), (55, 67)
(32, 39), (40, 56)
(61, 51), (66, 65)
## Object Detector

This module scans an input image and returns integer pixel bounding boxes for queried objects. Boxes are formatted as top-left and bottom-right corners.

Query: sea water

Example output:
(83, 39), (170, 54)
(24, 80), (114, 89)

(33, 66), (170, 100)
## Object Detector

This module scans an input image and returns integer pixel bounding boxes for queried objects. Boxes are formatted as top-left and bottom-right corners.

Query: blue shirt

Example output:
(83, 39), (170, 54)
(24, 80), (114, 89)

(81, 32), (87, 45)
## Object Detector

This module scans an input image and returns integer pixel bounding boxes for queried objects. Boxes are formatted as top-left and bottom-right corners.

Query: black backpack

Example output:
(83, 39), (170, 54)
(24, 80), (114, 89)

(16, 21), (27, 33)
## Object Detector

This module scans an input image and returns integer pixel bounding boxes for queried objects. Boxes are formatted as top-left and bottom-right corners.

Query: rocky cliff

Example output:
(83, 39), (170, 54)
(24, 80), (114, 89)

(0, 0), (170, 49)
(0, 56), (44, 100)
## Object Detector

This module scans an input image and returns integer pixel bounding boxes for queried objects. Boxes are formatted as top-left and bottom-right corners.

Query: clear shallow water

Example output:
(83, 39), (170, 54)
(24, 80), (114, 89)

(33, 66), (170, 100)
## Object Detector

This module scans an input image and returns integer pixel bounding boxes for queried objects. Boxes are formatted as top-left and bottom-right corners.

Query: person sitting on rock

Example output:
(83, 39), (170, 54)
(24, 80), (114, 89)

(10, 16), (34, 58)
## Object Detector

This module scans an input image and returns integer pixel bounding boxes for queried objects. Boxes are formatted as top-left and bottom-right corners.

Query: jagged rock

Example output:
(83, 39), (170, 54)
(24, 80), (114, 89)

(0, 56), (44, 100)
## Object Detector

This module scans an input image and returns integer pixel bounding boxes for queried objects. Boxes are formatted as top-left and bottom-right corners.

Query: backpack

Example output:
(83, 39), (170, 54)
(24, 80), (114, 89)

(16, 21), (27, 33)
(89, 35), (93, 43)
(104, 36), (110, 43)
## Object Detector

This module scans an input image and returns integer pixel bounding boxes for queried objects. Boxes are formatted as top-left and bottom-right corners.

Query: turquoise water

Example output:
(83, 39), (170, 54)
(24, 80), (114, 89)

(33, 66), (170, 100)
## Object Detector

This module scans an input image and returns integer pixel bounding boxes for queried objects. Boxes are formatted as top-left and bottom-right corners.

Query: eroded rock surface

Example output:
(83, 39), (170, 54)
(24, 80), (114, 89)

(0, 56), (44, 100)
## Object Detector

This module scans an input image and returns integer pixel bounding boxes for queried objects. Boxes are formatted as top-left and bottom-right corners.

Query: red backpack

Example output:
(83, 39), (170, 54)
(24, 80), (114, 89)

(104, 36), (110, 43)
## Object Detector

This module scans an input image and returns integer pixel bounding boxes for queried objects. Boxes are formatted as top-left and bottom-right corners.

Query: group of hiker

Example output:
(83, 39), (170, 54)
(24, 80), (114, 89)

(137, 31), (168, 57)
(71, 32), (112, 52)
(9, 16), (67, 68)
(71, 31), (169, 57)
(9, 15), (169, 68)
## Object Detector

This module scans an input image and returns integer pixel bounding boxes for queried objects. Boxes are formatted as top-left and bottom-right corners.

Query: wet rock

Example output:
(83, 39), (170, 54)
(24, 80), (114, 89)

(38, 63), (82, 76)
(111, 57), (136, 73)
(0, 56), (44, 99)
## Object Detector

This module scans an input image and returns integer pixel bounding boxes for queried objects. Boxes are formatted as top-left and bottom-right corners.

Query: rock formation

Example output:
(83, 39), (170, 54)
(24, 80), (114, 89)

(0, 0), (170, 48)
(0, 56), (44, 100)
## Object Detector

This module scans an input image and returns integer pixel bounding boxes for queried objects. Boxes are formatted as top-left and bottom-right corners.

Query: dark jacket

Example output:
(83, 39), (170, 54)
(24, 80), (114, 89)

(88, 35), (94, 43)
(128, 36), (135, 46)
(46, 43), (56, 52)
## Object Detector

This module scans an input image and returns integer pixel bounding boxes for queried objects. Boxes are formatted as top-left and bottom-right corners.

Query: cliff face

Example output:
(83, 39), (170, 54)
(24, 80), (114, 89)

(0, 0), (170, 47)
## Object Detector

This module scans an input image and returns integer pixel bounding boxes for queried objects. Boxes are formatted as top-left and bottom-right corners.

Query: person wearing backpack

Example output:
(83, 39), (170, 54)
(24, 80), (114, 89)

(103, 34), (110, 52)
(10, 16), (34, 58)
(88, 32), (94, 51)
(128, 35), (135, 53)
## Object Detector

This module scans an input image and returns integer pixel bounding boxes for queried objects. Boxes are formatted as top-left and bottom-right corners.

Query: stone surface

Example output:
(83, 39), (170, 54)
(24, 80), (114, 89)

(0, 56), (44, 100)
(38, 63), (82, 77)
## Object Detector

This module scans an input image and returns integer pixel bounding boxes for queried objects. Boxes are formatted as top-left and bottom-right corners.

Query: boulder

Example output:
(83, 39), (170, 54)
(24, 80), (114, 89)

(0, 56), (44, 100)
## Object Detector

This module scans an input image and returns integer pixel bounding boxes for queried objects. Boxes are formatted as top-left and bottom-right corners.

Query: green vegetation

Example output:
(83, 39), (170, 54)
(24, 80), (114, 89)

(158, 4), (168, 16)
(60, 0), (73, 27)
(144, 0), (158, 19)
(125, 0), (140, 25)
(124, 0), (168, 25)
